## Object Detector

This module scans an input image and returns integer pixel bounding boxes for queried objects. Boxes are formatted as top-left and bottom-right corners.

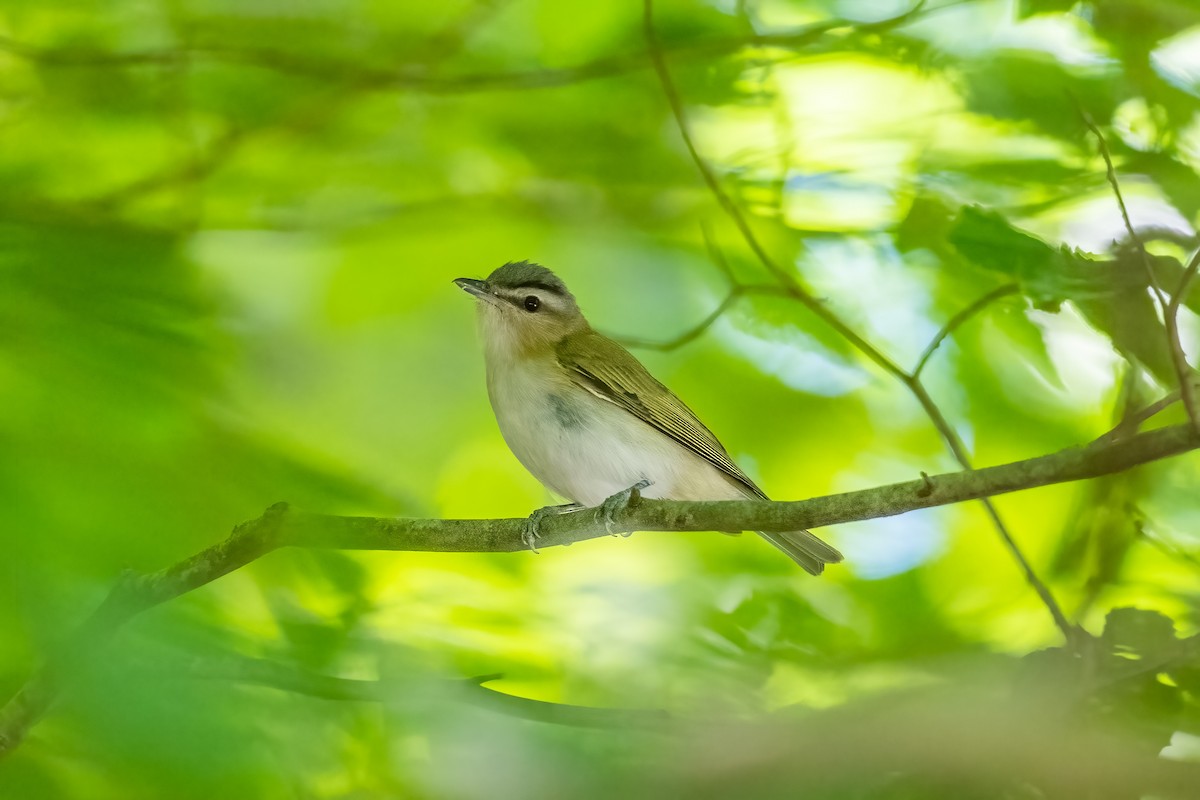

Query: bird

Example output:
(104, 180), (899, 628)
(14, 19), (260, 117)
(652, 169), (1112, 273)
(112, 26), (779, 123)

(454, 261), (843, 575)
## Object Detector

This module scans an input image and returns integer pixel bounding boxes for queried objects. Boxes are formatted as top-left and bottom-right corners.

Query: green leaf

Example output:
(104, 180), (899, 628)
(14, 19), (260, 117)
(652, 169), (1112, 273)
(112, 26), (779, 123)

(948, 207), (1185, 384)
(948, 206), (1097, 309)
(960, 52), (1117, 141)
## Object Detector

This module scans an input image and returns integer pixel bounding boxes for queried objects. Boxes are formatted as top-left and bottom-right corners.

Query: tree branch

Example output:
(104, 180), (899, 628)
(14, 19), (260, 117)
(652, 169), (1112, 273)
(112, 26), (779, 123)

(0, 6), (928, 93)
(912, 284), (1020, 377)
(1, 422), (1196, 760)
(1165, 247), (1200, 433)
(1082, 112), (1200, 435)
(134, 654), (675, 730)
(130, 654), (1200, 798)
(642, 0), (1072, 642)
(1095, 378), (1200, 445)
(613, 284), (789, 351)
(611, 226), (791, 352)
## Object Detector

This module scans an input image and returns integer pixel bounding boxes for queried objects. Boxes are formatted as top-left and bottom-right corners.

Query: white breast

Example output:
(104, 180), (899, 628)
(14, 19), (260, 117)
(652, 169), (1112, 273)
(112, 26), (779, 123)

(486, 356), (745, 507)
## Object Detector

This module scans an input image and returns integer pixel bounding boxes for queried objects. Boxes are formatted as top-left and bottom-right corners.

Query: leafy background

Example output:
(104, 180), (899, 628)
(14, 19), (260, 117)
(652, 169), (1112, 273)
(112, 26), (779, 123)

(1, 0), (1198, 797)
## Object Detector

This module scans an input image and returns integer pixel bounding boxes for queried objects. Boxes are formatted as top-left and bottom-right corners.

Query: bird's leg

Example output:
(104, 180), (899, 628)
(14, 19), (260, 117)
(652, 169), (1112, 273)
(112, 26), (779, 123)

(522, 503), (584, 554)
(600, 479), (652, 537)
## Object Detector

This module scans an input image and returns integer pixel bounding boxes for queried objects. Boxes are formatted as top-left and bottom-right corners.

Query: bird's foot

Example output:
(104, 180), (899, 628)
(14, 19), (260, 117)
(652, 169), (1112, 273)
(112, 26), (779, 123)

(601, 479), (652, 537)
(521, 503), (583, 553)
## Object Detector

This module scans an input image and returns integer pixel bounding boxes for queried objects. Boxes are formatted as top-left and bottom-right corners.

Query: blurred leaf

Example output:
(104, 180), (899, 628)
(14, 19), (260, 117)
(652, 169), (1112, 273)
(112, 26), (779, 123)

(2, 0), (1199, 796)
(960, 52), (1116, 141)
(1093, 0), (1200, 53)
(948, 205), (1096, 309)
(948, 206), (1186, 384)
(1102, 606), (1179, 663)
(1018, 0), (1078, 16)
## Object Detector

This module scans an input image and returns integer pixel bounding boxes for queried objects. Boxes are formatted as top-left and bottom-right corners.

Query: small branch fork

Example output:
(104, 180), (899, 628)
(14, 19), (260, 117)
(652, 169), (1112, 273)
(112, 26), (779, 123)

(1, 422), (1197, 761)
(1081, 111), (1200, 436)
(641, 0), (1077, 643)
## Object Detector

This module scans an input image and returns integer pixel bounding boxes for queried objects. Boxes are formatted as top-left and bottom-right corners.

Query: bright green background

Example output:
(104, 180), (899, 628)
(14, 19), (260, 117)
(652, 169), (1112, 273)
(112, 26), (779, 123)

(1, 0), (1198, 797)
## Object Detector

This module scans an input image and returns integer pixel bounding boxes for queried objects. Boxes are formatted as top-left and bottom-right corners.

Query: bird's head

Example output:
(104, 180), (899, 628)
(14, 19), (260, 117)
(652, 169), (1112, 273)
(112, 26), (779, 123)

(455, 261), (587, 358)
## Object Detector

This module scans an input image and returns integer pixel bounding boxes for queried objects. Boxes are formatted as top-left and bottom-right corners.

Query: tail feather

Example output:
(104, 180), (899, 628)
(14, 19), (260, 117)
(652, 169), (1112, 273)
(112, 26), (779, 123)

(757, 529), (843, 576)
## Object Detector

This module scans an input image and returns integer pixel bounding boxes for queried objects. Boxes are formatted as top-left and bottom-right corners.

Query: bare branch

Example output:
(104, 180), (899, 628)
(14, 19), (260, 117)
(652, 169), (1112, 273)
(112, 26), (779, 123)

(84, 127), (246, 211)
(0, 7), (929, 93)
(137, 654), (675, 730)
(1096, 389), (1194, 444)
(1139, 527), (1200, 574)
(1082, 112), (1200, 434)
(912, 284), (1020, 377)
(641, 0), (907, 379)
(1165, 247), (1200, 433)
(900, 379), (1079, 641)
(135, 655), (1200, 798)
(609, 224), (787, 352)
(642, 0), (1071, 642)
(0, 503), (287, 760)
(1, 421), (1196, 760)
(700, 221), (738, 284)
(612, 284), (786, 351)
(13, 1), (519, 221)
(615, 290), (746, 351)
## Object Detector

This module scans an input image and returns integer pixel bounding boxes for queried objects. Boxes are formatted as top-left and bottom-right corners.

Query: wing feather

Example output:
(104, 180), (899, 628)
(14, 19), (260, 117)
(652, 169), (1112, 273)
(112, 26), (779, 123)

(556, 331), (768, 500)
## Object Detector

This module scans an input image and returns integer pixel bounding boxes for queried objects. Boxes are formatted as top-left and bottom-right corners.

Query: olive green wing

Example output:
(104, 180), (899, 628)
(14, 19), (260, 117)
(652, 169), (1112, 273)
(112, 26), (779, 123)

(556, 331), (768, 500)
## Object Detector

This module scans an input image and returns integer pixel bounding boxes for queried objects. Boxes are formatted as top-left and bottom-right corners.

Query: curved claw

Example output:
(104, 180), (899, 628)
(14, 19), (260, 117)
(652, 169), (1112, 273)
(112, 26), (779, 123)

(522, 503), (583, 553)
(600, 479), (652, 537)
(521, 518), (542, 554)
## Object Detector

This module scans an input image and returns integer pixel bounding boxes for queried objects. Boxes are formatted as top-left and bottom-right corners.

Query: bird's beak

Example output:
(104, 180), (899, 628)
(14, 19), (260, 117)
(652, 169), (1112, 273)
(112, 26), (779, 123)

(453, 277), (492, 298)
(451, 278), (504, 309)
(454, 277), (488, 297)
(453, 278), (511, 309)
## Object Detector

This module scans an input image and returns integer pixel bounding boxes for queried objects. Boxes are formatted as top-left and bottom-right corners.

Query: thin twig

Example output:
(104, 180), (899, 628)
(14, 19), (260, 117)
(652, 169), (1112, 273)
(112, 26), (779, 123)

(643, 0), (1073, 643)
(641, 0), (910, 381)
(701, 221), (738, 284)
(1096, 391), (1186, 444)
(612, 225), (781, 351)
(616, 291), (747, 351)
(84, 127), (245, 211)
(912, 284), (1020, 377)
(1082, 111), (1200, 435)
(902, 380), (1079, 641)
(1, 421), (1196, 760)
(612, 284), (786, 351)
(123, 655), (1200, 798)
(1139, 528), (1200, 574)
(28, 0), (517, 219)
(609, 223), (799, 351)
(1108, 359), (1145, 442)
(1165, 248), (1200, 434)
(136, 655), (676, 729)
(0, 7), (928, 93)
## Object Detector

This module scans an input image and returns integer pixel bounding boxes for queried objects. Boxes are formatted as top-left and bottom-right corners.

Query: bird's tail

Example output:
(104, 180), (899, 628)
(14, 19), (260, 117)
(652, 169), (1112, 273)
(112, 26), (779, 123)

(757, 529), (843, 576)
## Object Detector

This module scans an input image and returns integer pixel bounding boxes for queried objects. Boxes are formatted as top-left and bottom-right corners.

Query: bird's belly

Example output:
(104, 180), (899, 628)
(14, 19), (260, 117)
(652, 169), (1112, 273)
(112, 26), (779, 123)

(490, 371), (744, 506)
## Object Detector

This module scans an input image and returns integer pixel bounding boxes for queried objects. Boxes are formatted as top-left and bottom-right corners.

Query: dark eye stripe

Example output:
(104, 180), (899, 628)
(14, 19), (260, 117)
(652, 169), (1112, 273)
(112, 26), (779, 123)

(515, 281), (563, 295)
(496, 288), (556, 308)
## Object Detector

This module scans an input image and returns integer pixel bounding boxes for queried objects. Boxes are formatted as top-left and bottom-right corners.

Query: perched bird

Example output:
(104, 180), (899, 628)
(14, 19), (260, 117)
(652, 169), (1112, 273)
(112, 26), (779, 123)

(454, 261), (842, 575)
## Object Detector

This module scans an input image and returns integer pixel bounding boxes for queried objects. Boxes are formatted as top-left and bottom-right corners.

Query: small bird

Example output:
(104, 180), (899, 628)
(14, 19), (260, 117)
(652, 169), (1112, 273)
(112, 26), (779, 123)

(454, 261), (843, 575)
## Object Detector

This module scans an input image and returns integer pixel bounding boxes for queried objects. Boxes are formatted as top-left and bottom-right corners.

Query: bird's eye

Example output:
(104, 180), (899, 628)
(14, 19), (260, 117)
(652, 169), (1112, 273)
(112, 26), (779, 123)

(523, 295), (540, 312)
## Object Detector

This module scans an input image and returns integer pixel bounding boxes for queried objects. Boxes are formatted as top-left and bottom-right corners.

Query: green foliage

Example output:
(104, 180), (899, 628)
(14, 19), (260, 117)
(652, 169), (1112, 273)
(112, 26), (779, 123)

(0, 0), (1198, 798)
